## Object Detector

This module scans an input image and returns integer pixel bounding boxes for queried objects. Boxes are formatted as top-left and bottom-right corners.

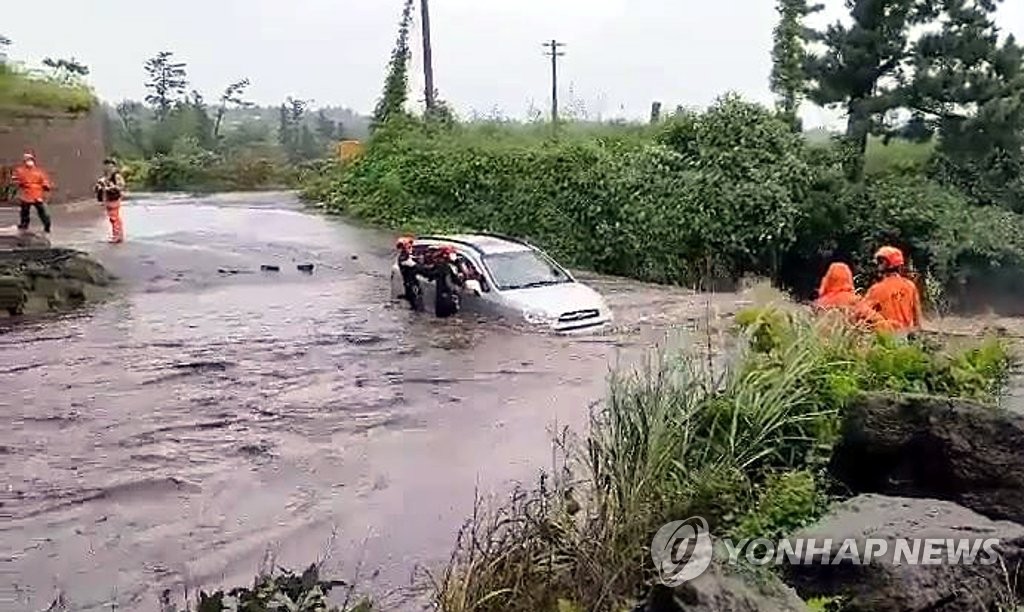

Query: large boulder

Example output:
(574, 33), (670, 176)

(641, 560), (808, 612)
(787, 494), (1024, 612)
(0, 248), (110, 316)
(830, 393), (1024, 524)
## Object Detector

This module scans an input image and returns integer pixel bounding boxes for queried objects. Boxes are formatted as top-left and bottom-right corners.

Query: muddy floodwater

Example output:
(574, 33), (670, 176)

(0, 193), (746, 611)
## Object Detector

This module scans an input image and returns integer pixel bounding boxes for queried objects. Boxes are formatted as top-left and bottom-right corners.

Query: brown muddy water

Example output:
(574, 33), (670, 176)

(0, 193), (748, 611)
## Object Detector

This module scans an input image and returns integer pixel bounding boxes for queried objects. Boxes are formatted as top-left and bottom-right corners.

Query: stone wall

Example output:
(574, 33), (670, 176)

(0, 109), (106, 204)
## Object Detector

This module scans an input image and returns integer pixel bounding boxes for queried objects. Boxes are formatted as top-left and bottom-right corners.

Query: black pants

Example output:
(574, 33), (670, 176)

(399, 266), (423, 311)
(435, 290), (460, 318)
(18, 201), (51, 232)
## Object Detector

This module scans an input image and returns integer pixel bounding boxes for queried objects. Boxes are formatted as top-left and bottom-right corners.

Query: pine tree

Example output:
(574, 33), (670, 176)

(371, 0), (415, 132)
(770, 0), (820, 131)
(804, 0), (925, 180)
(144, 51), (188, 121)
(909, 0), (1024, 209)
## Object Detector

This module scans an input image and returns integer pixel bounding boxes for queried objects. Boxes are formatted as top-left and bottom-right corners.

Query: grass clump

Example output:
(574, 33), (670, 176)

(0, 63), (94, 115)
(430, 306), (1013, 612)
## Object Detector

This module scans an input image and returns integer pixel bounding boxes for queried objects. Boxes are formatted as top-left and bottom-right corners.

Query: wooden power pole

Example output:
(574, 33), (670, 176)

(543, 39), (566, 124)
(421, 0), (436, 111)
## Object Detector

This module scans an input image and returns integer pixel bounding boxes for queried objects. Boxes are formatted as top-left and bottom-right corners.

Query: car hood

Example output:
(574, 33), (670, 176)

(501, 282), (609, 318)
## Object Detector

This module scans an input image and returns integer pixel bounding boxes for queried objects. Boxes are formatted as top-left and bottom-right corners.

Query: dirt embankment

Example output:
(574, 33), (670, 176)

(0, 109), (106, 204)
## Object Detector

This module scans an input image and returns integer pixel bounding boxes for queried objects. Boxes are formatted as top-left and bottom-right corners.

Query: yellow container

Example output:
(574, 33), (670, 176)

(336, 140), (364, 163)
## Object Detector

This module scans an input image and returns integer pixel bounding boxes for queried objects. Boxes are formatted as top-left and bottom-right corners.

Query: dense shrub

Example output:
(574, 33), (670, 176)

(302, 94), (1024, 309)
(135, 148), (291, 192)
(307, 96), (812, 287)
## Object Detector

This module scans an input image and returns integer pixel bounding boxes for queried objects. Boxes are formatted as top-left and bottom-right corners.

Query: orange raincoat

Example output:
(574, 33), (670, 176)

(858, 274), (922, 333)
(814, 263), (860, 310)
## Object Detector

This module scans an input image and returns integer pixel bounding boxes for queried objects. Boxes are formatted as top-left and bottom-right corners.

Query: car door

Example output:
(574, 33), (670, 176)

(452, 250), (493, 317)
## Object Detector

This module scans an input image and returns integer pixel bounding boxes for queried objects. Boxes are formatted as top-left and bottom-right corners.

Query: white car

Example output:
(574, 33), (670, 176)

(390, 233), (613, 332)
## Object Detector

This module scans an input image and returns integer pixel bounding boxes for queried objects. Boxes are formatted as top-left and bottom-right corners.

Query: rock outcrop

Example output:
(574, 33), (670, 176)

(0, 245), (110, 316)
(830, 393), (1024, 524)
(642, 560), (808, 612)
(787, 494), (1024, 612)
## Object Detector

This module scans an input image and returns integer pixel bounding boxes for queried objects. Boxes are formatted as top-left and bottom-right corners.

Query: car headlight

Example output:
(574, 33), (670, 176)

(524, 309), (555, 325)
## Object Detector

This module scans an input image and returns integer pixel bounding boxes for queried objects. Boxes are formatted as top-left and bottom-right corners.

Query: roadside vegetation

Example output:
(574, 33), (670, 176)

(301, 0), (1024, 309)
(104, 51), (368, 192)
(0, 37), (95, 115)
(429, 304), (1012, 611)
(294, 0), (1024, 607)
(157, 564), (375, 612)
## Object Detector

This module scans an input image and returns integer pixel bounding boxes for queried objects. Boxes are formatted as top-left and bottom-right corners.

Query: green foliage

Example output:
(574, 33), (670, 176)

(770, 0), (816, 129)
(0, 62), (94, 114)
(733, 470), (828, 543)
(159, 564), (373, 612)
(803, 0), (1024, 184)
(371, 0), (415, 131)
(309, 96), (810, 287)
(145, 51), (188, 121)
(806, 595), (847, 612)
(432, 305), (1013, 611)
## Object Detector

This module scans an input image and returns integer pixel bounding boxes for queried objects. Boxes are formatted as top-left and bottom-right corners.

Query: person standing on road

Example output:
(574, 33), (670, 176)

(12, 151), (52, 233)
(94, 158), (126, 243)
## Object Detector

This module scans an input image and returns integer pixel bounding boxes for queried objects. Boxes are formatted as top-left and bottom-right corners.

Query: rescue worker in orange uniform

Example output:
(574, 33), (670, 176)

(857, 246), (922, 333)
(814, 262), (860, 311)
(12, 151), (52, 233)
(94, 158), (126, 243)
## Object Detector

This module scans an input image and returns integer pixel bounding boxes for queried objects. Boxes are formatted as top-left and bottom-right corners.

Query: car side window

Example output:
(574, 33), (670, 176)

(456, 254), (490, 292)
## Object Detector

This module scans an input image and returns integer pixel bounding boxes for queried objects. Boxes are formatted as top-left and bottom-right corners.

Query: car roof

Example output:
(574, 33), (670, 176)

(418, 233), (533, 255)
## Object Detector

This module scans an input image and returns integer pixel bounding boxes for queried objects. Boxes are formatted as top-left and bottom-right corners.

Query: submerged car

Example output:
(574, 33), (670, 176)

(390, 233), (613, 332)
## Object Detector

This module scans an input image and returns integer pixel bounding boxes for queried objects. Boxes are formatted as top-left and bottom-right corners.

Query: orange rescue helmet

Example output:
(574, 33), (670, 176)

(874, 246), (905, 269)
(395, 236), (414, 251)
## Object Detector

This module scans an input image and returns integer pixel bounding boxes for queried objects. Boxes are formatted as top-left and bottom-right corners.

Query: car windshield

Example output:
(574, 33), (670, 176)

(483, 250), (571, 290)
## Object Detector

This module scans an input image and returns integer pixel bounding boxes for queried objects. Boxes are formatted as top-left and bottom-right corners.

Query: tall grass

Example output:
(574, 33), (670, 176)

(0, 63), (94, 114)
(429, 306), (1012, 611)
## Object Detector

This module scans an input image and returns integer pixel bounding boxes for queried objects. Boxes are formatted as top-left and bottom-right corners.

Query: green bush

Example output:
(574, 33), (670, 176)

(306, 95), (811, 287)
(302, 94), (1024, 308)
(132, 149), (291, 192)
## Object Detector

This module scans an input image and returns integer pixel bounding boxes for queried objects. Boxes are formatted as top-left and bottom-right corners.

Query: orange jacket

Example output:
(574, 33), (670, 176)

(858, 274), (922, 332)
(12, 164), (52, 203)
(814, 263), (860, 310)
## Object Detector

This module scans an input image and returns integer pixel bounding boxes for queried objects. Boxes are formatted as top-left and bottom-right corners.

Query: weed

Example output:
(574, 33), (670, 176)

(429, 306), (1012, 611)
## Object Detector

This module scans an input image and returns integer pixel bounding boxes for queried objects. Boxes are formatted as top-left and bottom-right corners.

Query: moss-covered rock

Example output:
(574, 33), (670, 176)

(0, 246), (110, 316)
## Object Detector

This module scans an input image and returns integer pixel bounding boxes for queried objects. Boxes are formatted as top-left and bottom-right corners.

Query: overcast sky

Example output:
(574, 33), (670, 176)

(5, 0), (1023, 128)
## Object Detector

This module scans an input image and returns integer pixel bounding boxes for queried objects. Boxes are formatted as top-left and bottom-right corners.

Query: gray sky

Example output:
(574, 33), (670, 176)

(5, 0), (1023, 128)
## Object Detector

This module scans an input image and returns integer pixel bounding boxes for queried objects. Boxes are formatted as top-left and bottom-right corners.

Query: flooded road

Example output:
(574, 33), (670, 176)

(0, 193), (741, 611)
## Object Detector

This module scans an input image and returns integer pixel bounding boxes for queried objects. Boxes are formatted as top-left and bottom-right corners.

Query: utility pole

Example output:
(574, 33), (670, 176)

(542, 39), (566, 124)
(420, 0), (436, 111)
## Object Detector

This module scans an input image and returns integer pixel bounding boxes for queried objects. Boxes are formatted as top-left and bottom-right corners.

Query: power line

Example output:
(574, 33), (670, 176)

(542, 39), (566, 124)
